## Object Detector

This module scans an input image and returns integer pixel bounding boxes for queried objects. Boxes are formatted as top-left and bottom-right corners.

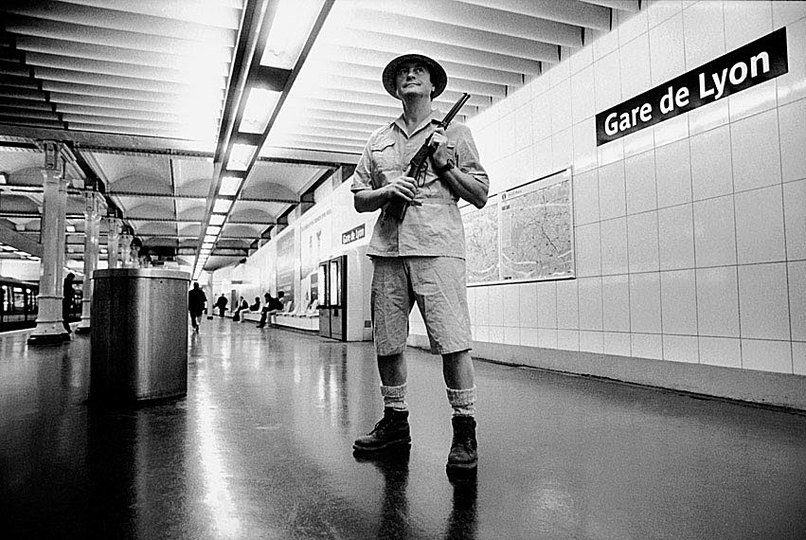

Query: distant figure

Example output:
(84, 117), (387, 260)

(257, 291), (285, 328)
(188, 282), (207, 332)
(215, 294), (228, 317)
(250, 297), (261, 312)
(62, 272), (76, 334)
(233, 296), (248, 322)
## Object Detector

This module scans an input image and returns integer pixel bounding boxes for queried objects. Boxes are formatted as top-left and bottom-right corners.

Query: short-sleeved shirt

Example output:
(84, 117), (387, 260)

(350, 110), (489, 259)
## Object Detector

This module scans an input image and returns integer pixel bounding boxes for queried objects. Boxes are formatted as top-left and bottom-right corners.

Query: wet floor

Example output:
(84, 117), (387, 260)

(2, 318), (806, 539)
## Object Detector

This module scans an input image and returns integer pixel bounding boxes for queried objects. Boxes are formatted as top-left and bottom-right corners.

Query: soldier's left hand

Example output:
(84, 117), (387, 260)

(430, 127), (449, 169)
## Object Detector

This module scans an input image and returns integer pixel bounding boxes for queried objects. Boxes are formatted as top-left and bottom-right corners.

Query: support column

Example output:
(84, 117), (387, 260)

(106, 217), (121, 269)
(75, 192), (105, 335)
(28, 142), (69, 344)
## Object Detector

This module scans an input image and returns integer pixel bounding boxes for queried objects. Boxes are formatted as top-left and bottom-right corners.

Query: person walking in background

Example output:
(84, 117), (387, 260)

(62, 272), (76, 334)
(214, 294), (228, 318)
(256, 291), (284, 329)
(188, 282), (207, 332)
(350, 52), (489, 474)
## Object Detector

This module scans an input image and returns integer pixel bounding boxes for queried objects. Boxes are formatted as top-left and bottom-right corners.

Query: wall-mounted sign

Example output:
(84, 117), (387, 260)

(342, 224), (365, 245)
(596, 27), (788, 146)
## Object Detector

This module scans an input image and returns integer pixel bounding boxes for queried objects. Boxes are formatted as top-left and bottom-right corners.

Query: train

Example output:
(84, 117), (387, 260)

(0, 277), (82, 333)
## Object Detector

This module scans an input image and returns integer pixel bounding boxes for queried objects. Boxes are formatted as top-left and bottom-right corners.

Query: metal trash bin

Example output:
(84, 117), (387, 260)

(90, 268), (190, 405)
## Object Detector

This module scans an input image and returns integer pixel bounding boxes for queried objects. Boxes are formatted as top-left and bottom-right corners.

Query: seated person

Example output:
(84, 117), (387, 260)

(257, 291), (285, 328)
(250, 297), (261, 311)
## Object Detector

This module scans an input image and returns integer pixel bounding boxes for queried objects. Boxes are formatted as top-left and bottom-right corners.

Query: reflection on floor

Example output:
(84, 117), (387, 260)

(2, 318), (806, 539)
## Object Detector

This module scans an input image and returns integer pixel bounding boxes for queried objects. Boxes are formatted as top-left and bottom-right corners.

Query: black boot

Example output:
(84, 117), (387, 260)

(447, 415), (478, 471)
(353, 408), (411, 453)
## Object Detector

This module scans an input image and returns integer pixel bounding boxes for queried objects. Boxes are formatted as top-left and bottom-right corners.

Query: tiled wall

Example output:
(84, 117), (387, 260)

(411, 1), (806, 376)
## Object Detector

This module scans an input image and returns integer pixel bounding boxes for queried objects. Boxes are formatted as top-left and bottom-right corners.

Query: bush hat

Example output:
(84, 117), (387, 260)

(382, 51), (447, 100)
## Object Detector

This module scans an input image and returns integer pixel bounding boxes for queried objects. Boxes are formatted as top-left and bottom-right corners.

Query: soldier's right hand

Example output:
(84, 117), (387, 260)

(386, 175), (416, 201)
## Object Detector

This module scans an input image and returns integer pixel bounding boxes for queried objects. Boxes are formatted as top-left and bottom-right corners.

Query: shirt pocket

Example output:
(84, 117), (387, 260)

(370, 138), (398, 177)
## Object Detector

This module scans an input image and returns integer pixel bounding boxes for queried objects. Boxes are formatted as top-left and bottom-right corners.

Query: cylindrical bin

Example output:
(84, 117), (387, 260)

(90, 268), (190, 405)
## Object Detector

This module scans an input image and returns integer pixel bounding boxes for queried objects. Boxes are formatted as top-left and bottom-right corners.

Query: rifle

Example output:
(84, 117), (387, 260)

(386, 92), (472, 221)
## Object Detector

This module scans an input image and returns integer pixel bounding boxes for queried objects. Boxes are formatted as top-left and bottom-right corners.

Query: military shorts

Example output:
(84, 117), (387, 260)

(371, 256), (472, 356)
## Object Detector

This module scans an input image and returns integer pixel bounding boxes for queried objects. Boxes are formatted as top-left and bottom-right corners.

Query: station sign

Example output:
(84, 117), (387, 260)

(341, 224), (365, 245)
(596, 27), (788, 146)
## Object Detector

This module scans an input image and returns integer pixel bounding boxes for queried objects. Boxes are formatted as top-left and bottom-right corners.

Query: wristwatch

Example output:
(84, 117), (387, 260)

(435, 159), (454, 176)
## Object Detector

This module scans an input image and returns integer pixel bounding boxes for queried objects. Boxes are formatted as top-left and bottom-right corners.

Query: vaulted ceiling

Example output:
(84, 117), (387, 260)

(0, 0), (638, 275)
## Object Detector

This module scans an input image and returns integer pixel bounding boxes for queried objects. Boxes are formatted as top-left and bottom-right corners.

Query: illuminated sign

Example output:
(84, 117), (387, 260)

(342, 224), (365, 245)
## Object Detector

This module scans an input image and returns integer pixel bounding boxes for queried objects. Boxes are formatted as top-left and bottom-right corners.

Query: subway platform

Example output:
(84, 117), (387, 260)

(2, 319), (805, 540)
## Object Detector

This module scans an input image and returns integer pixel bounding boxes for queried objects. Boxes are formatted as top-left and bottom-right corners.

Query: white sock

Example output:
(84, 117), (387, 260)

(381, 383), (408, 411)
(446, 386), (476, 417)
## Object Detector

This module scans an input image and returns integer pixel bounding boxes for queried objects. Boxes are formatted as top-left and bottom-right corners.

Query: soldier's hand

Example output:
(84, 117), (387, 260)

(386, 175), (416, 201)
(430, 127), (449, 168)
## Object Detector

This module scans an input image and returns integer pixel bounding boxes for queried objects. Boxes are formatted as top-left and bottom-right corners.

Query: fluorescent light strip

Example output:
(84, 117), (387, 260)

(213, 199), (233, 213)
(261, 0), (323, 70)
(209, 214), (226, 226)
(239, 88), (281, 134)
(218, 176), (243, 197)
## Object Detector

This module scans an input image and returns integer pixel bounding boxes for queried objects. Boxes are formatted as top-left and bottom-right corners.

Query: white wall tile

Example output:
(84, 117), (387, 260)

(538, 327), (558, 349)
(552, 128), (574, 171)
(779, 99), (806, 183)
(696, 266), (740, 337)
(653, 114), (690, 147)
(488, 285), (505, 327)
(690, 125), (733, 201)
(594, 52), (622, 112)
(630, 272), (662, 334)
(699, 336), (741, 369)
(658, 204), (695, 271)
(623, 124), (656, 158)
(632, 333), (663, 360)
(475, 325), (489, 343)
(475, 286), (489, 326)
(571, 66), (595, 124)
(575, 222), (601, 277)
(731, 108), (781, 192)
(790, 260), (806, 341)
(593, 27), (620, 60)
(627, 212), (660, 273)
(599, 161), (627, 220)
(573, 117), (598, 174)
(784, 179), (806, 260)
(661, 269), (698, 335)
(724, 0), (773, 51)
(735, 185), (786, 264)
(649, 13), (685, 85)
(569, 45), (594, 75)
(531, 93), (551, 143)
(558, 329), (580, 351)
(532, 135), (553, 179)
(663, 334), (699, 363)
(625, 150), (658, 215)
(688, 98), (729, 137)
(682, 0), (726, 69)
(600, 217), (629, 275)
(548, 56), (571, 88)
(578, 277), (603, 331)
(489, 325), (505, 344)
(693, 195), (737, 267)
(518, 282), (538, 329)
(500, 284), (519, 327)
(550, 80), (573, 133)
(603, 331), (631, 356)
(620, 33), (652, 99)
(556, 279), (579, 330)
(742, 339), (792, 374)
(580, 330), (604, 353)
(537, 280), (557, 329)
(648, 0), (682, 29)
(773, 1), (806, 27)
(729, 79), (778, 122)
(739, 262), (791, 340)
(602, 274), (630, 332)
(620, 9), (649, 46)
(599, 137), (625, 166)
(574, 169), (600, 226)
(504, 326), (520, 346)
(655, 139), (692, 208)
(794, 341), (806, 376)
(520, 326), (538, 347)
(777, 19), (806, 105)
(514, 104), (533, 152)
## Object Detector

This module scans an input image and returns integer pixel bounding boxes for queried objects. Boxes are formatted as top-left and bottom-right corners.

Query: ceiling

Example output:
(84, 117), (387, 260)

(0, 0), (638, 276)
